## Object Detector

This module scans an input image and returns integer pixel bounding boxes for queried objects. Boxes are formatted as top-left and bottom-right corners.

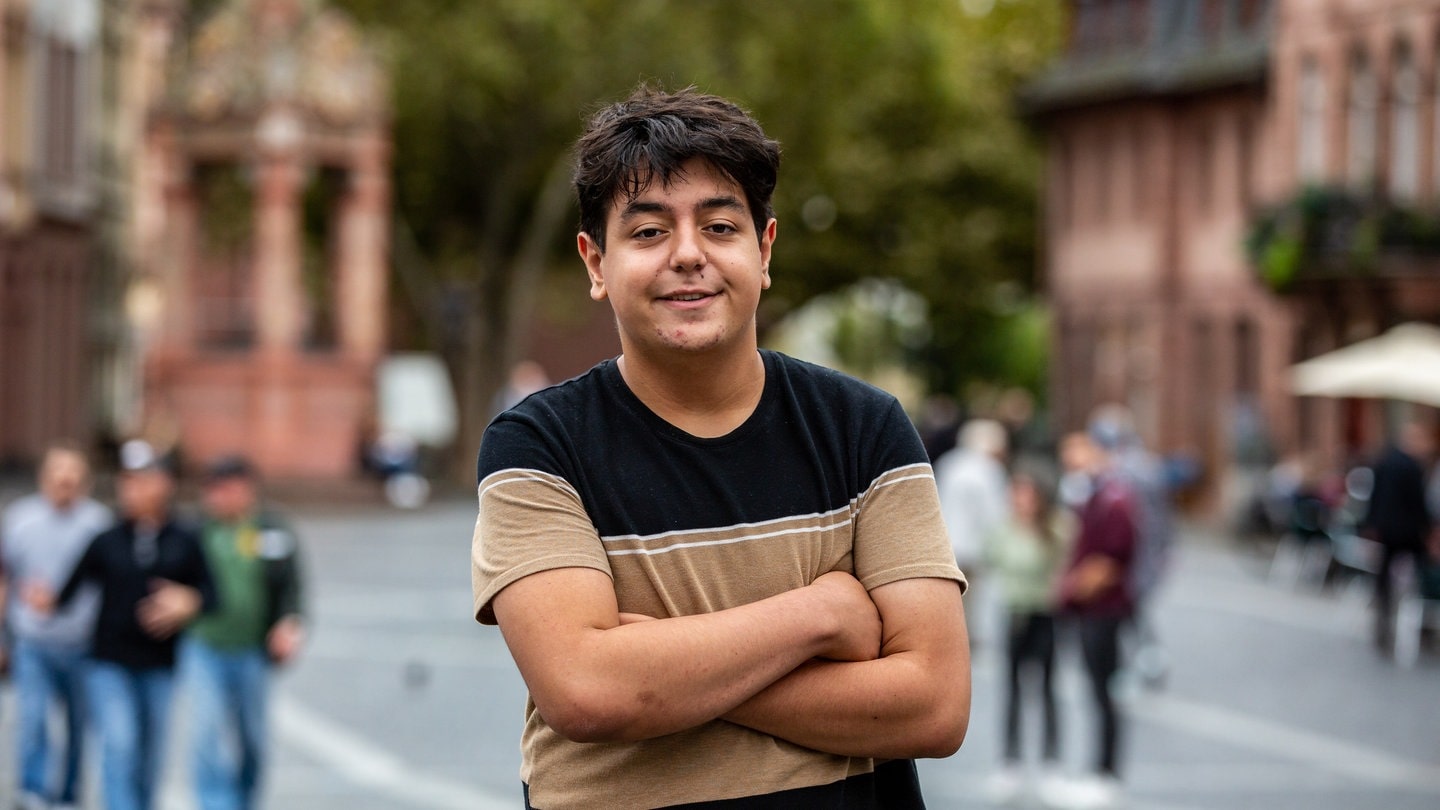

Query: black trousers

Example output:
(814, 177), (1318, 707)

(1374, 541), (1426, 646)
(1075, 615), (1125, 777)
(1003, 611), (1059, 763)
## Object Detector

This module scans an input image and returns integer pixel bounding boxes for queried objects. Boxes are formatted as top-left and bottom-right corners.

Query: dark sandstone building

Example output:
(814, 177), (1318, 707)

(1027, 0), (1440, 516)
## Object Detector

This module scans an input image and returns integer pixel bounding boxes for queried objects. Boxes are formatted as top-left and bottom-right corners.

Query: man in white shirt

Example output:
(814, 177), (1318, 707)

(1, 443), (111, 810)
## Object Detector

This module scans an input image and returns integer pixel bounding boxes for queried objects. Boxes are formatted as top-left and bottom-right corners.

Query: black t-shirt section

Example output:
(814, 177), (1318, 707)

(478, 350), (927, 541)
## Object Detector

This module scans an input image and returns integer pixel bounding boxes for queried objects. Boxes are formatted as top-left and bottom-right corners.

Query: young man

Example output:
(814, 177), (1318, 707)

(184, 455), (305, 810)
(1, 443), (112, 810)
(472, 86), (971, 809)
(29, 439), (216, 810)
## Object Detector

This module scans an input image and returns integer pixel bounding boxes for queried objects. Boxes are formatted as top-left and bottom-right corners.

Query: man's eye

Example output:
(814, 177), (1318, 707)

(634, 227), (663, 239)
(707, 223), (737, 234)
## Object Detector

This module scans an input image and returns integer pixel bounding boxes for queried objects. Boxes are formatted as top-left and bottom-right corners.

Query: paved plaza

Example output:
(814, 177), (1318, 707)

(1, 495), (1438, 809)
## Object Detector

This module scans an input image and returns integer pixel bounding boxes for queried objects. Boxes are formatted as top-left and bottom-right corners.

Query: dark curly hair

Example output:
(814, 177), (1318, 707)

(572, 84), (781, 252)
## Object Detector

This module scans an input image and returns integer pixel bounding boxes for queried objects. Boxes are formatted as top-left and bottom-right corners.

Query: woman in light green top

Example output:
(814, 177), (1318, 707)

(983, 469), (1072, 802)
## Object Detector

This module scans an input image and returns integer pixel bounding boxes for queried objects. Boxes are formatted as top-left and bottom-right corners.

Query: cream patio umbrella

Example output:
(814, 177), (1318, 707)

(1289, 322), (1440, 406)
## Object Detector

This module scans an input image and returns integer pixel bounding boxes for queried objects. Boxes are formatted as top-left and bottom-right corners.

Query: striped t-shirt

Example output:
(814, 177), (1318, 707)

(473, 350), (966, 810)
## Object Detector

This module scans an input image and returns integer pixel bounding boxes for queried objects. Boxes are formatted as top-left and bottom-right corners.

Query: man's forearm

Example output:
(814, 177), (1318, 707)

(723, 578), (970, 759)
(493, 569), (880, 744)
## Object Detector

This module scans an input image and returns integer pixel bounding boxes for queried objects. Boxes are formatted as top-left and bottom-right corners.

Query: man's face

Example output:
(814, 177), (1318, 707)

(117, 469), (173, 522)
(39, 450), (89, 509)
(203, 476), (257, 522)
(577, 158), (776, 361)
(1060, 433), (1098, 474)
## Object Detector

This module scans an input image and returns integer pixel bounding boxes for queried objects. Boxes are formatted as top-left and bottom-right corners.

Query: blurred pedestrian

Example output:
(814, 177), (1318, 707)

(1087, 404), (1174, 688)
(983, 468), (1071, 804)
(25, 439), (216, 810)
(935, 418), (1011, 648)
(1048, 430), (1138, 809)
(0, 442), (111, 810)
(492, 359), (553, 416)
(183, 455), (306, 810)
(1361, 421), (1433, 654)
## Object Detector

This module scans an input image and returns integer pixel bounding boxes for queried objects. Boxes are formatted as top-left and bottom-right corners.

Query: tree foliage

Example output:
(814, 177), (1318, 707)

(268, 0), (1061, 466)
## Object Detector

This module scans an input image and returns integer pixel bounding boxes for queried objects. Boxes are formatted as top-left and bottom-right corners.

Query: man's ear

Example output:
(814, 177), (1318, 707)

(759, 218), (777, 290)
(578, 232), (607, 301)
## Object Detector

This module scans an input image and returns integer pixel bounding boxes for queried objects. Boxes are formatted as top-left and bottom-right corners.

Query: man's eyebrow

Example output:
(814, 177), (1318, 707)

(617, 196), (746, 221)
(698, 195), (746, 213)
(619, 200), (667, 221)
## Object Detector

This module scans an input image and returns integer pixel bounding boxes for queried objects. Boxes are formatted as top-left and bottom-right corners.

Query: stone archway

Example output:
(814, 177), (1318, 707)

(135, 0), (390, 479)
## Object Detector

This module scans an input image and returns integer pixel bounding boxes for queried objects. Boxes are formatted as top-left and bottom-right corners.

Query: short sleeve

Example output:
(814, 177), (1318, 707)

(472, 418), (611, 625)
(851, 402), (968, 594)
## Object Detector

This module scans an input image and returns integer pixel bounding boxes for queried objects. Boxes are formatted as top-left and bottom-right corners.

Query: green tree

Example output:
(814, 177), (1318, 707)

(321, 0), (1060, 472)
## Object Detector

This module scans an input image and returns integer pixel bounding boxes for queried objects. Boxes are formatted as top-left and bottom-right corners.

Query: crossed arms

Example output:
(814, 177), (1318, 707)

(491, 566), (970, 759)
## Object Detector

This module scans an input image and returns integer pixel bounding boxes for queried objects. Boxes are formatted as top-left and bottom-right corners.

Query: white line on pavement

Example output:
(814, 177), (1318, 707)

(1134, 692), (1440, 793)
(273, 693), (516, 810)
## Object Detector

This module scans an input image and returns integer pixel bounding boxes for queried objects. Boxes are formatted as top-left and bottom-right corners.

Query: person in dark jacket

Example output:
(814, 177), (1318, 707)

(1362, 421), (1434, 653)
(182, 455), (306, 810)
(27, 439), (216, 810)
(1048, 430), (1138, 810)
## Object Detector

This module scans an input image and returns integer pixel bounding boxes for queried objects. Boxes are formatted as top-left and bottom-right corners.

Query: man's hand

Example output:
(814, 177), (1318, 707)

(20, 581), (58, 615)
(808, 571), (882, 662)
(1063, 555), (1118, 604)
(723, 577), (970, 759)
(267, 615), (306, 665)
(136, 579), (201, 639)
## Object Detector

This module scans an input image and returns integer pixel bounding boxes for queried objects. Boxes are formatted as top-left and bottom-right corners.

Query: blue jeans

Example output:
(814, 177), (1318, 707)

(86, 661), (175, 810)
(181, 639), (270, 810)
(12, 638), (88, 803)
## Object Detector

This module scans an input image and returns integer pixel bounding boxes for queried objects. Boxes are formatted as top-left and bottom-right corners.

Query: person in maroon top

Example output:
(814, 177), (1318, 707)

(1051, 430), (1138, 809)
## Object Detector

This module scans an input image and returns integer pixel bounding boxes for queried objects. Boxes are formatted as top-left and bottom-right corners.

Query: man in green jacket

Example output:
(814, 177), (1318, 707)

(184, 455), (306, 810)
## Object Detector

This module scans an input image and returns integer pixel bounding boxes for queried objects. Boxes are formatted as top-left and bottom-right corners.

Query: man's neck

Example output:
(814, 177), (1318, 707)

(214, 510), (258, 526)
(618, 346), (766, 439)
(131, 514), (166, 533)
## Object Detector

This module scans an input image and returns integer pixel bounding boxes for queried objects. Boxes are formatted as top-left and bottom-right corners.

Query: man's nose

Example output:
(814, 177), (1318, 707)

(670, 227), (705, 272)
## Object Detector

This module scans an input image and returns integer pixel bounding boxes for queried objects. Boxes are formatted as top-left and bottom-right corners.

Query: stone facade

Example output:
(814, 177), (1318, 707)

(1029, 0), (1440, 515)
(1267, 0), (1440, 472)
(1025, 0), (1288, 514)
(132, 0), (391, 479)
(0, 0), (102, 467)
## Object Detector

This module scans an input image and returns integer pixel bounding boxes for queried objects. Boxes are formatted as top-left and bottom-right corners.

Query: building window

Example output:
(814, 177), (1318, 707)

(1073, 0), (1101, 55)
(1238, 114), (1255, 209)
(1195, 124), (1216, 216)
(1235, 316), (1257, 397)
(1130, 122), (1148, 218)
(1432, 45), (1440, 202)
(29, 0), (96, 216)
(41, 39), (81, 184)
(1053, 139), (1071, 232)
(301, 166), (347, 352)
(1298, 56), (1328, 183)
(194, 164), (256, 350)
(1095, 130), (1112, 224)
(1346, 48), (1378, 188)
(1389, 43), (1420, 201)
(1113, 131), (1130, 221)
